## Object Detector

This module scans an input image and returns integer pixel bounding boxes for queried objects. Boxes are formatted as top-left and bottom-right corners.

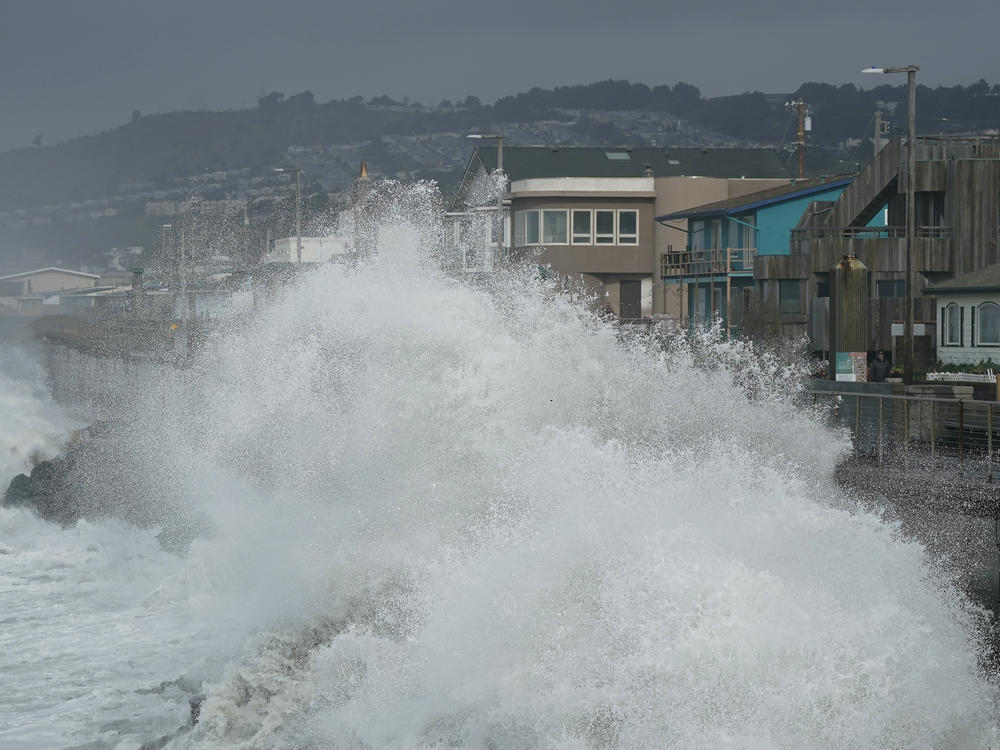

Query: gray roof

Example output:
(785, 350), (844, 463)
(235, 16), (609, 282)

(924, 263), (1000, 294)
(473, 146), (792, 180)
(0, 267), (100, 281)
(655, 175), (854, 222)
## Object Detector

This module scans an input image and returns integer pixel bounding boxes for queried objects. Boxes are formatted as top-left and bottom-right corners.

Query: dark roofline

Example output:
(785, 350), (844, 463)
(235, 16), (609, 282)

(923, 285), (1000, 294)
(923, 262), (1000, 294)
(654, 177), (854, 223)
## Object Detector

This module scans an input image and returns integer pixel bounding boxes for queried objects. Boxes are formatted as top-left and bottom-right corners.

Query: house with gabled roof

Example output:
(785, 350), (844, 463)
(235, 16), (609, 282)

(449, 145), (792, 319)
(925, 264), (1000, 366)
(0, 267), (100, 314)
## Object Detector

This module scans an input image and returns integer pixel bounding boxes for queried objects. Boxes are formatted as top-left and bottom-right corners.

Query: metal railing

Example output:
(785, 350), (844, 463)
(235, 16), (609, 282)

(792, 225), (952, 241)
(811, 389), (1000, 463)
(661, 247), (756, 278)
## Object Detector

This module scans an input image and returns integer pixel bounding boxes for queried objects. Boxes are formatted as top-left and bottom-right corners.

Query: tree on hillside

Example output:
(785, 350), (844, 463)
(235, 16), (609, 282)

(257, 91), (285, 109)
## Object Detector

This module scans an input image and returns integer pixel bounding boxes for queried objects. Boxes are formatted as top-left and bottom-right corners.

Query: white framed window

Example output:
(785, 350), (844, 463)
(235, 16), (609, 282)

(515, 210), (539, 245)
(945, 302), (962, 346)
(618, 210), (638, 244)
(595, 210), (615, 244)
(572, 210), (592, 244)
(541, 210), (568, 244)
(978, 302), (1000, 345)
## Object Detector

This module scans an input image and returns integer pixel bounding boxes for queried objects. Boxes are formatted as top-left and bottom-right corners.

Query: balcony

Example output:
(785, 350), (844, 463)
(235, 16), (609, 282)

(661, 247), (756, 279)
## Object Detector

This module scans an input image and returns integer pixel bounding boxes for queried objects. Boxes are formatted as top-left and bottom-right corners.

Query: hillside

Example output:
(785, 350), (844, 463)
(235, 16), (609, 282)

(1, 78), (998, 272)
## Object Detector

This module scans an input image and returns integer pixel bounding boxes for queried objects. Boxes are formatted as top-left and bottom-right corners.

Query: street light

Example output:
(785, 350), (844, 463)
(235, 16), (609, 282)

(863, 65), (918, 382)
(273, 166), (303, 262)
(466, 133), (506, 256)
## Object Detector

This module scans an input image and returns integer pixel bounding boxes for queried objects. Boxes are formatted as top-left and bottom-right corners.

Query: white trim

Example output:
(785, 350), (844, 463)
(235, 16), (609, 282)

(509, 177), (655, 195)
(0, 267), (100, 281)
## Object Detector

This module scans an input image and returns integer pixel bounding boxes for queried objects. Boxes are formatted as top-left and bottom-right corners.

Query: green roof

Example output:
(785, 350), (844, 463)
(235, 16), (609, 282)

(473, 146), (792, 180)
(924, 263), (1000, 294)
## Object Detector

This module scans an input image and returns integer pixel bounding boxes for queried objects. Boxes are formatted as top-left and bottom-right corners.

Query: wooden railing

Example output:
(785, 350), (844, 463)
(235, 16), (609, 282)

(792, 225), (952, 241)
(661, 247), (756, 278)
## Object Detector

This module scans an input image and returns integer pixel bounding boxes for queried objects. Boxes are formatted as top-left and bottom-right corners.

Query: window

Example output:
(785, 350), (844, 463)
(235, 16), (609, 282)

(945, 303), (962, 345)
(572, 210), (592, 244)
(978, 302), (1000, 345)
(779, 280), (802, 314)
(595, 210), (615, 244)
(618, 210), (638, 244)
(521, 207), (637, 246)
(709, 220), (721, 250)
(876, 280), (905, 298)
(541, 210), (568, 244)
(915, 191), (946, 227)
(690, 221), (706, 251)
(515, 210), (539, 245)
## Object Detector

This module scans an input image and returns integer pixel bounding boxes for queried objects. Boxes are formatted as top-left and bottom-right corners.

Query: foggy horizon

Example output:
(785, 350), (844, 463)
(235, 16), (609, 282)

(2, 0), (999, 153)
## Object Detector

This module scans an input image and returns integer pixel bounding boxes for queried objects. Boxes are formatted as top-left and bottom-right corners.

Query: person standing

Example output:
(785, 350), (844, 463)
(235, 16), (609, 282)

(870, 351), (891, 382)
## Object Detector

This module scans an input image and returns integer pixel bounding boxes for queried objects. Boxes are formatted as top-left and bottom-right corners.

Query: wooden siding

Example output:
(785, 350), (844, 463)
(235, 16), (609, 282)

(949, 158), (1000, 276)
(806, 237), (952, 275)
(828, 141), (899, 228)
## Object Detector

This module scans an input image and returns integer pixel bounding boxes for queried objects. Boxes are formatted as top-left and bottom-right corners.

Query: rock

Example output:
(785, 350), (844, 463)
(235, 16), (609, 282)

(3, 456), (80, 525)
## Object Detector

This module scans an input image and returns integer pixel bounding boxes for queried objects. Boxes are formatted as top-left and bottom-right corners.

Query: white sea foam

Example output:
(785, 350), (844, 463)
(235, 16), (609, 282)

(0, 344), (78, 485)
(2, 191), (997, 748)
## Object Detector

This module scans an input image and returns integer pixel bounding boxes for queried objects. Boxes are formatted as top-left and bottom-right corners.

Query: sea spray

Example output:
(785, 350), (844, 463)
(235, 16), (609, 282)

(3, 187), (997, 748)
(0, 343), (78, 487)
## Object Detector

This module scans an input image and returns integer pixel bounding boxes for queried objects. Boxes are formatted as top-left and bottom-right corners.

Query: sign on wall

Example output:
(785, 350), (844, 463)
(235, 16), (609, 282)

(835, 352), (868, 382)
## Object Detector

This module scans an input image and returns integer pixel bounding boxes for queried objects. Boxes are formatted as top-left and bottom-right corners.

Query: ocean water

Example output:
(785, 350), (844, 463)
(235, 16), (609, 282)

(1, 204), (998, 748)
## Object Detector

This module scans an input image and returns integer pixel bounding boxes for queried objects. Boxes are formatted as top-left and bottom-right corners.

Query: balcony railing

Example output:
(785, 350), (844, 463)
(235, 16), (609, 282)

(792, 225), (952, 241)
(661, 247), (756, 278)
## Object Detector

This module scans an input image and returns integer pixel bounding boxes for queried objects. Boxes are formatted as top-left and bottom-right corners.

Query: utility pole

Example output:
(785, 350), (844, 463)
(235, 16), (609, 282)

(862, 65), (919, 382)
(273, 166), (303, 262)
(785, 99), (809, 178)
(179, 226), (187, 322)
(874, 110), (883, 157)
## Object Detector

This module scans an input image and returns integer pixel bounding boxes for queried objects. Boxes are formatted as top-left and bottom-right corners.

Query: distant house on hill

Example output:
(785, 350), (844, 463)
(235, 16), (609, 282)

(449, 145), (793, 320)
(0, 267), (100, 314)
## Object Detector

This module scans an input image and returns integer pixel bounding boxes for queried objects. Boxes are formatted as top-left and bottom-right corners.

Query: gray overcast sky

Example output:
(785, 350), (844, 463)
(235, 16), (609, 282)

(1, 0), (998, 153)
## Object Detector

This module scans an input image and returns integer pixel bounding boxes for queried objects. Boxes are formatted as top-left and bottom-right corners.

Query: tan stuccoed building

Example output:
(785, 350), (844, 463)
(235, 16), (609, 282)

(451, 146), (793, 319)
(0, 267), (100, 314)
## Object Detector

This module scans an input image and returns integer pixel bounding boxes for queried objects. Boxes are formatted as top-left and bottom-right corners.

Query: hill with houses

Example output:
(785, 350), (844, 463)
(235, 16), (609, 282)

(1, 78), (998, 273)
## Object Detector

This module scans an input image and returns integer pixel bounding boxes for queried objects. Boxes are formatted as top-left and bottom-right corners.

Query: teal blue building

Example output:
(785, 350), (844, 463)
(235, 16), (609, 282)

(656, 176), (856, 335)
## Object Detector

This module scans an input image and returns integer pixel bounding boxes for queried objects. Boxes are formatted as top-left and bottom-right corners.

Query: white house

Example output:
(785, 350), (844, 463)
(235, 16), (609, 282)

(926, 264), (1000, 366)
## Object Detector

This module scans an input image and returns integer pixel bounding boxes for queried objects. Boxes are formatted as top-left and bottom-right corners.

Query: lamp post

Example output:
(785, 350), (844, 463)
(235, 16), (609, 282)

(273, 166), (303, 262)
(466, 133), (506, 255)
(863, 65), (918, 382)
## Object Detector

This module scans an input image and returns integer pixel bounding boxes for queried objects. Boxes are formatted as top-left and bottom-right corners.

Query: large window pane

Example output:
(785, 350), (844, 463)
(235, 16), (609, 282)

(779, 280), (801, 314)
(515, 210), (539, 245)
(542, 210), (568, 244)
(876, 280), (905, 298)
(572, 210), (591, 244)
(618, 210), (637, 244)
(595, 210), (615, 244)
(979, 303), (1000, 344)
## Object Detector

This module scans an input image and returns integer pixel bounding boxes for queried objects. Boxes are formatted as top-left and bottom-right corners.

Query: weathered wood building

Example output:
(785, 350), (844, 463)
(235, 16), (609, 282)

(777, 134), (1000, 363)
